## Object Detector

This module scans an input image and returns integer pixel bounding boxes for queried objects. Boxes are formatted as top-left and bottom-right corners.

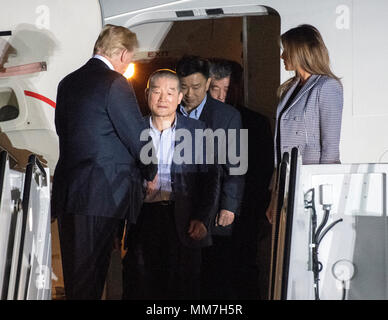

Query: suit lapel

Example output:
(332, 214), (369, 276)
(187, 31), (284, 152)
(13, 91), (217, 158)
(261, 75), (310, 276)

(277, 80), (299, 117)
(144, 115), (151, 129)
(288, 74), (321, 110)
(277, 74), (321, 117)
(171, 113), (183, 177)
(199, 95), (212, 122)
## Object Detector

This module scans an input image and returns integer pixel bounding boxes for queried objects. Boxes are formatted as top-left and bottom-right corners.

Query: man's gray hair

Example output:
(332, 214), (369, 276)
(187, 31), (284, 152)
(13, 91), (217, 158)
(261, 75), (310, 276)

(209, 58), (233, 80)
(147, 69), (181, 91)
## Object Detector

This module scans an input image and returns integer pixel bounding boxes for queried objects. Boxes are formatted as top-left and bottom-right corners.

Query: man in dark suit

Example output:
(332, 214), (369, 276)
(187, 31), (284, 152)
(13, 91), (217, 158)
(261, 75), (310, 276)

(176, 56), (245, 299)
(51, 25), (157, 300)
(122, 69), (218, 299)
(209, 58), (274, 299)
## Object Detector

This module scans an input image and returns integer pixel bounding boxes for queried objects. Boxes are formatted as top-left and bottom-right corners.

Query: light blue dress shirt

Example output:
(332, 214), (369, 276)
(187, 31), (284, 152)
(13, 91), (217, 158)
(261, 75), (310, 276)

(144, 117), (177, 203)
(179, 95), (207, 120)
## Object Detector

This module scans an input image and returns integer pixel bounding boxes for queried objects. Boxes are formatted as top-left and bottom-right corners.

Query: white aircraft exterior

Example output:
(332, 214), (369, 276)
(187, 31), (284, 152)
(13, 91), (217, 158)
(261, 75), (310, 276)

(1, 0), (388, 300)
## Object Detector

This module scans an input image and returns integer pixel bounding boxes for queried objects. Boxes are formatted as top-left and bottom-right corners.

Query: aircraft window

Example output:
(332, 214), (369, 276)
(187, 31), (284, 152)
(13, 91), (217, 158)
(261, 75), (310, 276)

(205, 8), (224, 15)
(0, 88), (19, 122)
(176, 10), (194, 17)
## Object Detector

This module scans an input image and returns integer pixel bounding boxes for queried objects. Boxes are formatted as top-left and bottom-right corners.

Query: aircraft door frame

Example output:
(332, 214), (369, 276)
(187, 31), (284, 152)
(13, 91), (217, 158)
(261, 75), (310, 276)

(0, 80), (28, 132)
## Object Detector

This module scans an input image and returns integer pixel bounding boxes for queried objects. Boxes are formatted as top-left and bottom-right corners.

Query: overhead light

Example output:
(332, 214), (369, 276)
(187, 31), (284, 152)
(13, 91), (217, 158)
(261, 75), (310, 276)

(124, 63), (135, 79)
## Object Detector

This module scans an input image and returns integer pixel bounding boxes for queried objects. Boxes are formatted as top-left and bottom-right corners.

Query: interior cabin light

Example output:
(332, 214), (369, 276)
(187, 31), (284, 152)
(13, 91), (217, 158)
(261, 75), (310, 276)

(124, 63), (135, 79)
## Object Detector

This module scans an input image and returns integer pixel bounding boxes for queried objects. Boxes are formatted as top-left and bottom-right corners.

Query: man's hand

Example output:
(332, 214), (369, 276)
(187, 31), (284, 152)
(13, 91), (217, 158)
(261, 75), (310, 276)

(265, 189), (278, 224)
(146, 174), (158, 195)
(265, 205), (274, 224)
(188, 220), (207, 240)
(216, 209), (235, 227)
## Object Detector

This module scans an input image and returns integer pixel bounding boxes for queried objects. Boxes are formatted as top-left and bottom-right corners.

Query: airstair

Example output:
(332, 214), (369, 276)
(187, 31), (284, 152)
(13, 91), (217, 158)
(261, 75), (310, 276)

(270, 148), (388, 300)
(0, 150), (51, 300)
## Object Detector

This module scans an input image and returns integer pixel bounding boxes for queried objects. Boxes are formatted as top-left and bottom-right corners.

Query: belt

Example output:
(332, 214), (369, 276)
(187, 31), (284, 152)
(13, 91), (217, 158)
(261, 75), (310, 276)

(143, 200), (175, 206)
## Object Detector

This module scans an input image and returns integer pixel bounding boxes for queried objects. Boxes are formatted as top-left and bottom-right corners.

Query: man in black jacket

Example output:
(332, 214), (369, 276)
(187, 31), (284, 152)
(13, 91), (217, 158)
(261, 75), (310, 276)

(51, 25), (157, 300)
(122, 69), (218, 299)
(208, 58), (274, 299)
(176, 56), (246, 299)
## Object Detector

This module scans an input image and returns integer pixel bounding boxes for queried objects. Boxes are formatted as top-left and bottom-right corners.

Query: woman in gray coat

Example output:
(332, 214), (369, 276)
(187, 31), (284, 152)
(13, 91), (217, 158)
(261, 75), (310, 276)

(266, 24), (343, 223)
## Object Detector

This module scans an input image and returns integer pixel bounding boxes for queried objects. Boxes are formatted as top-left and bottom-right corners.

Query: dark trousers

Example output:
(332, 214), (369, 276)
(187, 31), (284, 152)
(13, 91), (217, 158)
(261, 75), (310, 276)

(201, 217), (272, 300)
(57, 214), (120, 300)
(201, 235), (235, 300)
(230, 213), (272, 300)
(122, 202), (201, 300)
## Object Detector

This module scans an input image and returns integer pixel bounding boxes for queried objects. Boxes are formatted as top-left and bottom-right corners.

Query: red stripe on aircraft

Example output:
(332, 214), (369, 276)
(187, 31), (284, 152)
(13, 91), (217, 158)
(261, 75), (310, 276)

(24, 90), (56, 109)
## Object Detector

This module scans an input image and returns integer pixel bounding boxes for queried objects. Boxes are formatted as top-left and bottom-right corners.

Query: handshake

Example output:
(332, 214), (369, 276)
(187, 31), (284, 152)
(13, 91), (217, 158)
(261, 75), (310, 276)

(145, 175), (234, 241)
(145, 174), (207, 240)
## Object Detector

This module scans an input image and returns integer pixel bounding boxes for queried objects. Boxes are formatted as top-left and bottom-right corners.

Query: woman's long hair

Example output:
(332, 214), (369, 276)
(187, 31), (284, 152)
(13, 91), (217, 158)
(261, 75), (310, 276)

(278, 24), (340, 98)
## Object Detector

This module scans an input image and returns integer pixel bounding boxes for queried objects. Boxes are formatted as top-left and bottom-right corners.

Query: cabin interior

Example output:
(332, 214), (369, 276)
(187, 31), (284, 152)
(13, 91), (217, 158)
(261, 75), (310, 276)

(130, 13), (280, 125)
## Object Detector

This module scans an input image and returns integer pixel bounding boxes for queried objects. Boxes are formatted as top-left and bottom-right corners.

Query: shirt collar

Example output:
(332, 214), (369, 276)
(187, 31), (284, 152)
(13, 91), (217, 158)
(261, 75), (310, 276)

(93, 54), (115, 71)
(149, 115), (177, 133)
(179, 95), (207, 120)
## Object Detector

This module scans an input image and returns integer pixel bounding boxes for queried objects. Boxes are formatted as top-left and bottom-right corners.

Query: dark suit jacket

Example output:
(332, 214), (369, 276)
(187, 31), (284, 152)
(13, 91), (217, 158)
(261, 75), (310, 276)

(180, 94), (245, 236)
(231, 106), (274, 254)
(51, 58), (157, 222)
(238, 106), (274, 221)
(145, 113), (219, 248)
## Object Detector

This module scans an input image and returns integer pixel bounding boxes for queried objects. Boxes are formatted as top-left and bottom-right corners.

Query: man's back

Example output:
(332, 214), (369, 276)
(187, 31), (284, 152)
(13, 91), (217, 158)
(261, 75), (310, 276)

(52, 24), (158, 300)
(56, 58), (142, 168)
(53, 58), (154, 220)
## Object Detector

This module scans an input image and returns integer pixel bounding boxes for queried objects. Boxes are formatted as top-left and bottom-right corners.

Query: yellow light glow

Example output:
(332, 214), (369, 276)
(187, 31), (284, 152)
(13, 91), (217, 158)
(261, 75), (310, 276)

(124, 63), (135, 79)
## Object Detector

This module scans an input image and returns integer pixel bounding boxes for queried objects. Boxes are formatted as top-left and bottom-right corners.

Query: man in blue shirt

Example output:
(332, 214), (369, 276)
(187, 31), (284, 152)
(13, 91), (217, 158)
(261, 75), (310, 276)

(176, 56), (245, 229)
(122, 69), (218, 299)
(176, 55), (245, 299)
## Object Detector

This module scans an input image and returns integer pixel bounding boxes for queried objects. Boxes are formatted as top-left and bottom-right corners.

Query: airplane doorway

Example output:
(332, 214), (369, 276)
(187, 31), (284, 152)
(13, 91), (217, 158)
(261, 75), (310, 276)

(124, 12), (280, 300)
(129, 13), (280, 128)
(51, 8), (282, 300)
